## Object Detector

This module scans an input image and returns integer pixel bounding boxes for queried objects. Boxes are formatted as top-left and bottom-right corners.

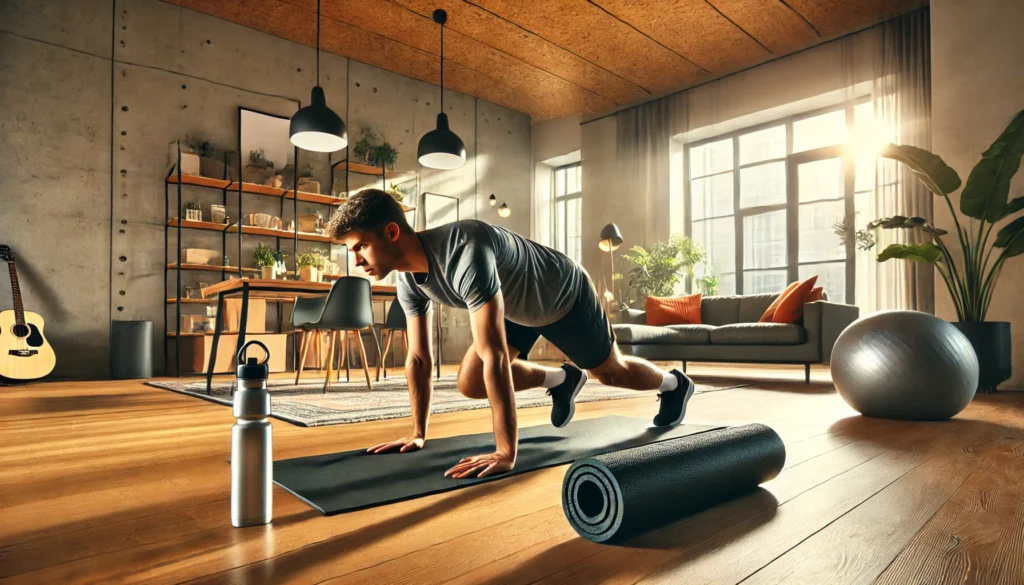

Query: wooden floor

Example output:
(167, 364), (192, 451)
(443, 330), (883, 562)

(2, 363), (1023, 584)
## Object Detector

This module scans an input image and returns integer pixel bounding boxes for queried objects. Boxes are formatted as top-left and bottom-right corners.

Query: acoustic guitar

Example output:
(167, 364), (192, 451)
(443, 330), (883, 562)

(0, 245), (56, 381)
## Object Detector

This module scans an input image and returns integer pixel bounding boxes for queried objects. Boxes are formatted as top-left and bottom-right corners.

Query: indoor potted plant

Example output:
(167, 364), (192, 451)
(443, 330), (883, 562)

(296, 252), (321, 282)
(254, 242), (277, 280)
(244, 148), (274, 184)
(868, 109), (1024, 393)
(353, 127), (399, 170)
(298, 164), (320, 194)
(620, 235), (708, 307)
(183, 201), (202, 222)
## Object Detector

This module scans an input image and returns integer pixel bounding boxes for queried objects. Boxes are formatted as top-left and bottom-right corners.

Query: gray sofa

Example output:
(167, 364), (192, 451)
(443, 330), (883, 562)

(614, 293), (860, 383)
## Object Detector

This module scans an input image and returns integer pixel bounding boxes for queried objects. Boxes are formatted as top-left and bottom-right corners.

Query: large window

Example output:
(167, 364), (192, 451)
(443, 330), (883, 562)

(552, 163), (582, 263)
(685, 101), (873, 303)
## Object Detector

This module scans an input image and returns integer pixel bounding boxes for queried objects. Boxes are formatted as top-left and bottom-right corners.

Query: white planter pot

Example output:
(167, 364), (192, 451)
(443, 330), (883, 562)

(261, 266), (276, 280)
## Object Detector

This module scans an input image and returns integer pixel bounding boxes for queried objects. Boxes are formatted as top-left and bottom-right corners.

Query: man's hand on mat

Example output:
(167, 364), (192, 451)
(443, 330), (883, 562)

(366, 436), (425, 454)
(444, 451), (515, 479)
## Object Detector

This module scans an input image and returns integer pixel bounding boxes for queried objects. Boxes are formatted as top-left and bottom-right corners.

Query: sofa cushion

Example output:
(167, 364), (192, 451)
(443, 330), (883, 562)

(709, 323), (806, 345)
(645, 293), (702, 325)
(701, 296), (741, 326)
(614, 324), (715, 345)
(738, 293), (782, 323)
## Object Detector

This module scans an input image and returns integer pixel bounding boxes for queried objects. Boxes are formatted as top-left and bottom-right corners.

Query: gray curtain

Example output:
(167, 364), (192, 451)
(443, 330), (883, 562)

(872, 7), (934, 313)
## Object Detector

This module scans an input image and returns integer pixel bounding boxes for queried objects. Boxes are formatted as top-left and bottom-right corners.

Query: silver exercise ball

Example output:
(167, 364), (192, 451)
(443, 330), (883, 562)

(830, 311), (979, 421)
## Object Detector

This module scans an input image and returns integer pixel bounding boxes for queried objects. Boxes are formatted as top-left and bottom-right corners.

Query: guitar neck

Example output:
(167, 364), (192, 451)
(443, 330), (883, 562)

(7, 261), (26, 326)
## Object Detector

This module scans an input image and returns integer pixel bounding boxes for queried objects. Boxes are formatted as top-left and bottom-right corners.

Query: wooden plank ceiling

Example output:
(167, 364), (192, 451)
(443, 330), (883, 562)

(165, 0), (928, 121)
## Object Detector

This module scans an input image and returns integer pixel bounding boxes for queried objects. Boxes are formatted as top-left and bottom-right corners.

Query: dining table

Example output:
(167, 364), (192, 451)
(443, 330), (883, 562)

(199, 278), (399, 394)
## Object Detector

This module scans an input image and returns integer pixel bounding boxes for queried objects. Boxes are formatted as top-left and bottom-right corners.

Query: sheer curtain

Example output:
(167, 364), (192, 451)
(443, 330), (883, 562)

(611, 7), (932, 313)
(866, 8), (933, 313)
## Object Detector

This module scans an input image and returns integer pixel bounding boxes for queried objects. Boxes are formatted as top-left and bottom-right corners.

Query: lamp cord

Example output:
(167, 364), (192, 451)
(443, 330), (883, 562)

(316, 0), (321, 87)
(439, 21), (444, 112)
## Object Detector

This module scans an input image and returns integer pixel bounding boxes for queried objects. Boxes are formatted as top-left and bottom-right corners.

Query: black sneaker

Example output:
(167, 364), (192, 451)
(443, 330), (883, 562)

(547, 363), (588, 428)
(653, 369), (695, 427)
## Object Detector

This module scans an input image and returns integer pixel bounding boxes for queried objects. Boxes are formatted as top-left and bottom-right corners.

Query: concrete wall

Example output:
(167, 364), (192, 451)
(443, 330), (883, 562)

(931, 0), (1024, 389)
(0, 0), (531, 379)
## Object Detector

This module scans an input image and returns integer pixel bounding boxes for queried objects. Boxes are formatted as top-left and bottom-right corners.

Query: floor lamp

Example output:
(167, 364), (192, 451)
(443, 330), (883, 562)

(599, 223), (624, 315)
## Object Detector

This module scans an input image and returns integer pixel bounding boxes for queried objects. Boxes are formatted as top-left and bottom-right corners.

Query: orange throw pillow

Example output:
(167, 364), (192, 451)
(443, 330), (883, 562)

(772, 276), (819, 324)
(807, 286), (824, 303)
(645, 293), (702, 326)
(759, 281), (800, 323)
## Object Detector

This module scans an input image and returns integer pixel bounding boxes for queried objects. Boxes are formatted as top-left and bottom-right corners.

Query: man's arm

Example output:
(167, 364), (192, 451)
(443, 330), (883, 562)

(443, 292), (517, 478)
(367, 309), (434, 454)
(404, 310), (434, 440)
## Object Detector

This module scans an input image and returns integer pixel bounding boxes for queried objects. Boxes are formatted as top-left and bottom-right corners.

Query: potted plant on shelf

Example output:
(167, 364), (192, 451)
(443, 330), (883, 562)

(244, 148), (274, 185)
(273, 250), (287, 278)
(353, 127), (399, 170)
(254, 243), (277, 280)
(868, 109), (1024, 393)
(296, 252), (321, 282)
(183, 201), (202, 222)
(298, 164), (320, 194)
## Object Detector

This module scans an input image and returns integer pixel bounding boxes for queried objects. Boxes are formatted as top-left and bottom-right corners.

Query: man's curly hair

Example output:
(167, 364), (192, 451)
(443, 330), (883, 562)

(327, 189), (413, 239)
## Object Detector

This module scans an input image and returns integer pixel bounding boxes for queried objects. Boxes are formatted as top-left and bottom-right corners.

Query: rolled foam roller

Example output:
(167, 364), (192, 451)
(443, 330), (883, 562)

(561, 423), (786, 543)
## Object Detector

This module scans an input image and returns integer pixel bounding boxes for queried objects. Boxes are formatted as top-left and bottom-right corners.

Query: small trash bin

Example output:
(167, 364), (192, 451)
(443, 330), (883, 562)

(110, 320), (153, 379)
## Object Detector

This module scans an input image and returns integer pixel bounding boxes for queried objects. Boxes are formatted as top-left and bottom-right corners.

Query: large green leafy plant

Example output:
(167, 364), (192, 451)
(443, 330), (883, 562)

(870, 109), (1024, 322)
(621, 235), (709, 304)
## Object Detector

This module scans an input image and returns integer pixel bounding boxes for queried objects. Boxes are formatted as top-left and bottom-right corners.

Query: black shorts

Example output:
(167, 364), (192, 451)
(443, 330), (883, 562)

(503, 278), (615, 371)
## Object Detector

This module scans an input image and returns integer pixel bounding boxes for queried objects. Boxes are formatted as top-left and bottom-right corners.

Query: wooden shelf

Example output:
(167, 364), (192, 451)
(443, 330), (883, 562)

(167, 174), (231, 189)
(284, 190), (347, 206)
(337, 161), (385, 176)
(168, 219), (334, 243)
(167, 263), (259, 274)
(227, 181), (285, 196)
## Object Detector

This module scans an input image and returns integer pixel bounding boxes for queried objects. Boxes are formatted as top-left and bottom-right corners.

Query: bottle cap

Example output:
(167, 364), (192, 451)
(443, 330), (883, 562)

(236, 340), (270, 380)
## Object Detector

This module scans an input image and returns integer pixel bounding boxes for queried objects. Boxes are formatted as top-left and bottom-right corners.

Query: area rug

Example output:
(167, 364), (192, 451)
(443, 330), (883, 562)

(146, 375), (750, 427)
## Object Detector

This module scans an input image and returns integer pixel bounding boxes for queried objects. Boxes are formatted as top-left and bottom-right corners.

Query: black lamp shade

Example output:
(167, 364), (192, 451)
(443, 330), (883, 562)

(290, 86), (348, 152)
(418, 113), (466, 169)
(598, 223), (623, 251)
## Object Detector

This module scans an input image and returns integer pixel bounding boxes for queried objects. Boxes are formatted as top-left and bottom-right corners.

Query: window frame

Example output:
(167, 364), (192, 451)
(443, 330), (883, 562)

(551, 162), (583, 263)
(683, 98), (867, 301)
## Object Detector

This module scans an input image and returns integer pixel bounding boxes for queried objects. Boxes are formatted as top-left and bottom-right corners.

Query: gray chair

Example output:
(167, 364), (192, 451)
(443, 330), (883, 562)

(299, 277), (380, 392)
(375, 301), (408, 380)
(292, 295), (328, 385)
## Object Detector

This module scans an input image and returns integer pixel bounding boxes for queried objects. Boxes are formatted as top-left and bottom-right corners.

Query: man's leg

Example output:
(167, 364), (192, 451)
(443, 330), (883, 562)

(540, 277), (694, 427)
(588, 343), (676, 390)
(456, 319), (567, 399)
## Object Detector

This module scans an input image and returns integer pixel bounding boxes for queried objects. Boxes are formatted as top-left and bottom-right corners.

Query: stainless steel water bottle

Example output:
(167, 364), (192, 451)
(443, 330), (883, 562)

(231, 340), (272, 528)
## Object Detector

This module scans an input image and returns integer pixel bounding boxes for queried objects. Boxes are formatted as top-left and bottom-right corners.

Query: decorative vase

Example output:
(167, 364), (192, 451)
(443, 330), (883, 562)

(261, 266), (275, 280)
(299, 266), (319, 282)
(952, 321), (1011, 393)
(185, 208), (202, 222)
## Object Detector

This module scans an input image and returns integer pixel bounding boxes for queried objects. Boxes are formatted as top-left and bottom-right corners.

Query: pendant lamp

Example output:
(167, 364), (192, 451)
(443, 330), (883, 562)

(498, 203), (511, 218)
(290, 0), (347, 152)
(418, 9), (466, 169)
(488, 194), (497, 206)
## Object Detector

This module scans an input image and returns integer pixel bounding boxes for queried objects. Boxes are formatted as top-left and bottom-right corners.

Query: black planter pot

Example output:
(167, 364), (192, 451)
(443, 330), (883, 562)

(952, 321), (1011, 394)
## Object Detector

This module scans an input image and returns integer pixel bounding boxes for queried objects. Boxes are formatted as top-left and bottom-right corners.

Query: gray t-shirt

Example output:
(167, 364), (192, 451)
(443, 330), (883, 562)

(397, 220), (583, 328)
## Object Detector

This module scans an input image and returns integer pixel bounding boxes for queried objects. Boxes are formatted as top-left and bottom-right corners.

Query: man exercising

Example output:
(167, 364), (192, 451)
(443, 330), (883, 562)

(328, 189), (694, 479)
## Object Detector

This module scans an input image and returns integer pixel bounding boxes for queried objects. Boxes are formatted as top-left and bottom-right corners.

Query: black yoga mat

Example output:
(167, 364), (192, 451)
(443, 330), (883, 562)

(274, 416), (722, 515)
(562, 423), (786, 543)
